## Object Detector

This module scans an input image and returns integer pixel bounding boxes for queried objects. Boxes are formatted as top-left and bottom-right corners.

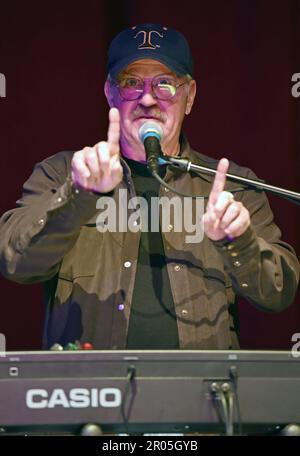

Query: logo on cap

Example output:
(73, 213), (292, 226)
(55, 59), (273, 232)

(134, 29), (164, 50)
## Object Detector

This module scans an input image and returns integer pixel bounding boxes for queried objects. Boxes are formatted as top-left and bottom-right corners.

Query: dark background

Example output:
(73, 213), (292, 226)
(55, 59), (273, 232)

(0, 0), (299, 350)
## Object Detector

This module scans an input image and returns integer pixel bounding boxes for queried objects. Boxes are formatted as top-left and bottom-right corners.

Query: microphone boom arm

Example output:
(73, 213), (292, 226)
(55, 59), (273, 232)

(160, 155), (300, 205)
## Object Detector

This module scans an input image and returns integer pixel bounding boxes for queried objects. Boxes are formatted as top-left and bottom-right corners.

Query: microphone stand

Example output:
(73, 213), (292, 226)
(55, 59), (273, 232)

(159, 155), (300, 205)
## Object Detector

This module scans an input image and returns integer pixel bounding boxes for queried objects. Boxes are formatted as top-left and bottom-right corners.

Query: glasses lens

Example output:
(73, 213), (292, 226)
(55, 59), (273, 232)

(117, 76), (181, 100)
(153, 77), (177, 99)
(119, 77), (143, 100)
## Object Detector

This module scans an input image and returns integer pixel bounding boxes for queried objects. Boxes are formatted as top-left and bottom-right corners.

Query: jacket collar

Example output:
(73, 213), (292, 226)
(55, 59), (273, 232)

(120, 133), (217, 184)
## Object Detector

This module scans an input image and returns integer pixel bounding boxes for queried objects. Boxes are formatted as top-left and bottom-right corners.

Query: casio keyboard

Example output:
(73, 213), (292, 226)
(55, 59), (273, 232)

(0, 350), (299, 435)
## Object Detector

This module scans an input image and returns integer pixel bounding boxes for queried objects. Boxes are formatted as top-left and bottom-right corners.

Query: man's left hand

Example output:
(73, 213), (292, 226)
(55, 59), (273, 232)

(203, 158), (250, 241)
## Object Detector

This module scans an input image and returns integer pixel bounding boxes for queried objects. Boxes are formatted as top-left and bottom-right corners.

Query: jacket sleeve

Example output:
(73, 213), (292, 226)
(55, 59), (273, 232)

(0, 152), (100, 283)
(212, 167), (300, 312)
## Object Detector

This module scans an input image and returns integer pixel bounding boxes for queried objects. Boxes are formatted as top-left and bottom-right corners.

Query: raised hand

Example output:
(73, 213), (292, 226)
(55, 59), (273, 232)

(203, 158), (250, 241)
(71, 108), (123, 193)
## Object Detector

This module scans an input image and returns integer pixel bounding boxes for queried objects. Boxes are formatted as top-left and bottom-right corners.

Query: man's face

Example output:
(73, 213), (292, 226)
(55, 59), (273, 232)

(105, 59), (196, 159)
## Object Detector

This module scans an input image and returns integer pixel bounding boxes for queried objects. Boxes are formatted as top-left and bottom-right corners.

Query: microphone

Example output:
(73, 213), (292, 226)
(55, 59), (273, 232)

(138, 121), (164, 174)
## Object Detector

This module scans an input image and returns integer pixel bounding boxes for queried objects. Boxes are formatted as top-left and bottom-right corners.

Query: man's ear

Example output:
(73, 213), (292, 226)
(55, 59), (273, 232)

(104, 80), (114, 107)
(185, 79), (197, 115)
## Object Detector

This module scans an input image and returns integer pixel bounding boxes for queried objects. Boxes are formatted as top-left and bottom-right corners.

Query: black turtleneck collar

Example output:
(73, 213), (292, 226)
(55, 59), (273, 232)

(123, 156), (167, 178)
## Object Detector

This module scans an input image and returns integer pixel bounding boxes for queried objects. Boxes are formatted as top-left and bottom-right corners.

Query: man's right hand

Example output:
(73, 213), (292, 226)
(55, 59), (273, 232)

(71, 108), (123, 193)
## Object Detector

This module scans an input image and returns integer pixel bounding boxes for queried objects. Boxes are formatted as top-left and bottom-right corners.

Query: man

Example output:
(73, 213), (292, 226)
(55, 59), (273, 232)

(0, 24), (299, 350)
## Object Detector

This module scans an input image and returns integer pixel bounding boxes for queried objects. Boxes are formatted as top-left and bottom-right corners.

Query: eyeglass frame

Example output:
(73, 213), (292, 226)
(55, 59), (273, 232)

(109, 73), (190, 101)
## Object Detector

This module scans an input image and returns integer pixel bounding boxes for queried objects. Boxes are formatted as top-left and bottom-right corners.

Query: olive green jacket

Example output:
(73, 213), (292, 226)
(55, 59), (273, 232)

(0, 137), (299, 349)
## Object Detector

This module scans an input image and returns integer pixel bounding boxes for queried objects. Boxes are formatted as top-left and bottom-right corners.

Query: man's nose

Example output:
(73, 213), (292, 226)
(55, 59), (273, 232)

(138, 81), (158, 107)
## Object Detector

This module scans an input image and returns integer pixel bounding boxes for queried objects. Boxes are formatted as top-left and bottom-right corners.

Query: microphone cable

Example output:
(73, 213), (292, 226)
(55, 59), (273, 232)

(120, 365), (137, 435)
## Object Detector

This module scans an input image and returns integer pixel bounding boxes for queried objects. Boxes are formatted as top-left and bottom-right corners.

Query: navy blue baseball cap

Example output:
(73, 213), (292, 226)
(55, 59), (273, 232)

(107, 23), (194, 79)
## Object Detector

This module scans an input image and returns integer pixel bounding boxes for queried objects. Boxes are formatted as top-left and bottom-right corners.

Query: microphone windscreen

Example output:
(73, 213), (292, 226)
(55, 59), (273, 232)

(138, 121), (164, 143)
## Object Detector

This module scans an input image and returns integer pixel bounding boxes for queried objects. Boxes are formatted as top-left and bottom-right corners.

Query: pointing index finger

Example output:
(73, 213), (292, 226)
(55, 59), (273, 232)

(107, 107), (120, 154)
(209, 158), (230, 206)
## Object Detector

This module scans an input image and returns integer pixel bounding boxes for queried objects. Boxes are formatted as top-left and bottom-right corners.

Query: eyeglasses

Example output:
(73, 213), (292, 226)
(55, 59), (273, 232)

(113, 75), (187, 101)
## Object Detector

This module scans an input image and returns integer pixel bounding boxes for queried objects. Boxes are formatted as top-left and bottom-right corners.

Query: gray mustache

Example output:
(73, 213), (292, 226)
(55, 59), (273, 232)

(132, 109), (166, 121)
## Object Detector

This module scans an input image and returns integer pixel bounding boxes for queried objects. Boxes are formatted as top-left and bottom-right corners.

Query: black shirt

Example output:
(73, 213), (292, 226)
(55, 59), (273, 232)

(124, 157), (179, 349)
